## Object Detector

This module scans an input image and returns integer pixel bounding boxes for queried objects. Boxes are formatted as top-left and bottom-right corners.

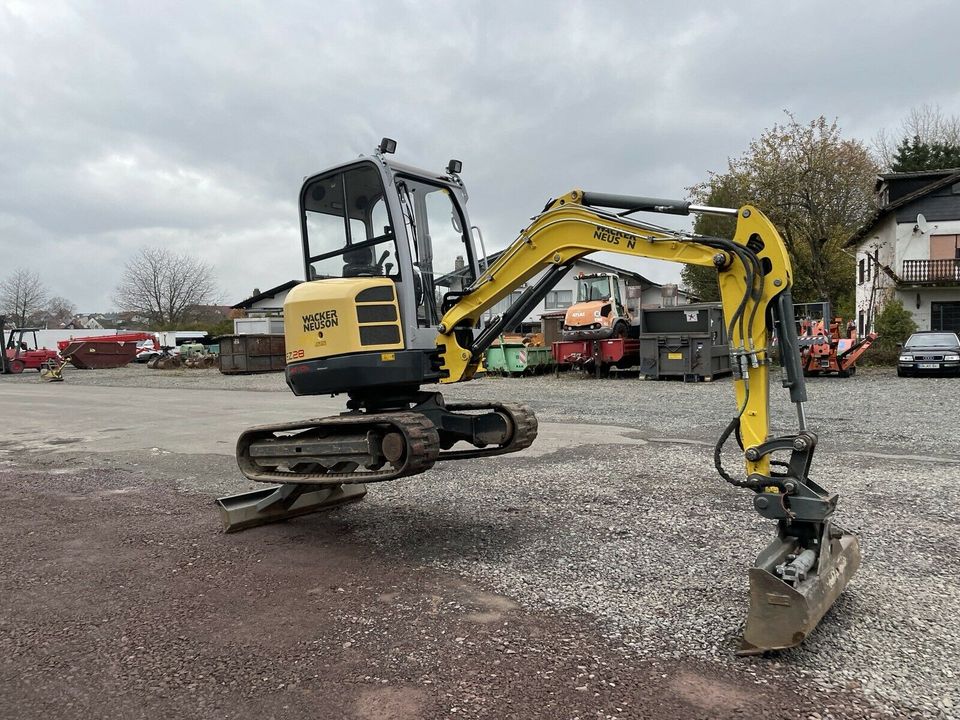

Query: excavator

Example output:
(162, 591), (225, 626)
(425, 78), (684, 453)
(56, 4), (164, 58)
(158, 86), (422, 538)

(217, 139), (861, 655)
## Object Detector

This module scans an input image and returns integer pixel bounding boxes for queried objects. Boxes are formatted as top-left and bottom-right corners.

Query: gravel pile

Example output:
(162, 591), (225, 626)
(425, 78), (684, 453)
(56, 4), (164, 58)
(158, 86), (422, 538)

(6, 364), (958, 717)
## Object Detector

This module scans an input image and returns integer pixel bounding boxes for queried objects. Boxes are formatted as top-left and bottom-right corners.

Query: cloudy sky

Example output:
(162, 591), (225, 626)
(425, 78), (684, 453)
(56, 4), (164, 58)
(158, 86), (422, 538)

(2, 0), (959, 311)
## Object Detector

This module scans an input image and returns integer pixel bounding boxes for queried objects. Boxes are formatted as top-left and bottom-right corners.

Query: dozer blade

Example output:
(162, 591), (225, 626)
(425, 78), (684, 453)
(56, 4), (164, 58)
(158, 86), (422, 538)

(216, 483), (367, 533)
(738, 523), (861, 655)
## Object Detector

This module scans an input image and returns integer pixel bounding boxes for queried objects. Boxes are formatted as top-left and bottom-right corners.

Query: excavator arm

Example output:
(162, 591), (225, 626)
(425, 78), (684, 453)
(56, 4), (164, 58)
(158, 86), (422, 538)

(435, 190), (860, 653)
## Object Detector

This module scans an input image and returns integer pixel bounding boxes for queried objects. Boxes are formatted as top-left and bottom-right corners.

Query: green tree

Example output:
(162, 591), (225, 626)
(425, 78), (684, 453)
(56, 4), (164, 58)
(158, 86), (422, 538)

(683, 114), (879, 309)
(890, 134), (960, 172)
(873, 297), (917, 352)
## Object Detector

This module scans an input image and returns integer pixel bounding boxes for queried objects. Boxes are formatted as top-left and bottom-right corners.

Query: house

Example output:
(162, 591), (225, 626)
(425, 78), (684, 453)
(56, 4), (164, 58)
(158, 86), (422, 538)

(232, 280), (301, 317)
(846, 169), (960, 335)
(439, 253), (695, 329)
(63, 315), (104, 330)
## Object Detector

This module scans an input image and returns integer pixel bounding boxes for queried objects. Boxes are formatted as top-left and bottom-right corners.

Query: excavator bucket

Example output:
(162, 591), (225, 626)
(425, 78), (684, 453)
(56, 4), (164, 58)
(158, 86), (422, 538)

(738, 522), (861, 654)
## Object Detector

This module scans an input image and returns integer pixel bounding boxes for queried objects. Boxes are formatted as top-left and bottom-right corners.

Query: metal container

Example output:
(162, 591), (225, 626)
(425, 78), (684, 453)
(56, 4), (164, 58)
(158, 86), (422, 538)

(539, 311), (565, 346)
(638, 303), (730, 381)
(219, 334), (286, 374)
(62, 339), (139, 369)
(484, 343), (554, 375)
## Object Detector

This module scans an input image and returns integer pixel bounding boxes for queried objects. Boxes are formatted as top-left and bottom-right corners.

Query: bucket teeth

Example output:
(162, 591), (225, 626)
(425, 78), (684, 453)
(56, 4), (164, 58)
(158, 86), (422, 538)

(738, 523), (861, 655)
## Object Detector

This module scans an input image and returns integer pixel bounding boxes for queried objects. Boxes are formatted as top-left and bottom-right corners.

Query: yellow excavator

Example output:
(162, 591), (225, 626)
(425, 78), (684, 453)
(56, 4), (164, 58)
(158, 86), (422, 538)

(217, 139), (860, 655)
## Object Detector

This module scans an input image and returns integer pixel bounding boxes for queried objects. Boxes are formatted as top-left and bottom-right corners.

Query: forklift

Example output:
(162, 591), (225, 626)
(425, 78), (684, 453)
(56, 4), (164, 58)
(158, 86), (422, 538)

(1, 316), (61, 374)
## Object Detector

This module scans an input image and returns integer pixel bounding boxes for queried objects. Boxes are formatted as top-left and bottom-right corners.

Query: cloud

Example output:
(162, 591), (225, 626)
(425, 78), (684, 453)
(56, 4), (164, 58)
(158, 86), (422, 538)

(2, 0), (958, 310)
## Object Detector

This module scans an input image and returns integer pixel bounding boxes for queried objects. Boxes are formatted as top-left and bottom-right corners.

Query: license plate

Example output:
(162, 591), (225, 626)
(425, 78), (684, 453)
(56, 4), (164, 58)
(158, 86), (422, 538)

(918, 363), (940, 369)
(667, 352), (683, 360)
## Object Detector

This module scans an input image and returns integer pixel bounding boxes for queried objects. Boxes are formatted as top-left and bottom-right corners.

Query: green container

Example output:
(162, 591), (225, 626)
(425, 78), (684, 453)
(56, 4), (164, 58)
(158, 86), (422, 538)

(484, 344), (554, 374)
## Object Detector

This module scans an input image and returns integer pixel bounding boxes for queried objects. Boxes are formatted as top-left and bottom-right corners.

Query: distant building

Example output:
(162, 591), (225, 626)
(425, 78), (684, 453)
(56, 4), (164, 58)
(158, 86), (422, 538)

(63, 315), (104, 330)
(232, 280), (301, 317)
(846, 169), (960, 335)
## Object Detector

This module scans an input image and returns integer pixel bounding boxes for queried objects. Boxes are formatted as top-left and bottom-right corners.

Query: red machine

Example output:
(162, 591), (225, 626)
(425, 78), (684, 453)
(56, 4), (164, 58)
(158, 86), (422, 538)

(552, 337), (640, 376)
(795, 302), (876, 377)
(2, 325), (61, 374)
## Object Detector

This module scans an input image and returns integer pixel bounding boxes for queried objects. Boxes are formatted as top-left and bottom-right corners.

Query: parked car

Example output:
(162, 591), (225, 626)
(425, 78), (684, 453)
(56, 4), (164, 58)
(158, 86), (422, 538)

(897, 331), (960, 377)
(134, 339), (165, 364)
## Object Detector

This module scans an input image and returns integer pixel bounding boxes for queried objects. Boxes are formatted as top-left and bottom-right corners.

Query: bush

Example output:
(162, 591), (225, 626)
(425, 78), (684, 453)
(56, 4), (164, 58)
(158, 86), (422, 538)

(873, 298), (917, 352)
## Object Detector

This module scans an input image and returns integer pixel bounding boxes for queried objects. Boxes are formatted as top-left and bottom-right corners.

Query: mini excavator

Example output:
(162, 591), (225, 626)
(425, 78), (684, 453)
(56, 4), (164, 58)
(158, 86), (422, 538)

(217, 139), (861, 654)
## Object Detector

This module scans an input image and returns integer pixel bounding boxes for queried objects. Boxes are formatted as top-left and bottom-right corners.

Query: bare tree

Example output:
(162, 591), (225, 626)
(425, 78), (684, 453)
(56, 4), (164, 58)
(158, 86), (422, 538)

(114, 248), (218, 326)
(0, 268), (48, 327)
(874, 103), (960, 169)
(45, 296), (77, 326)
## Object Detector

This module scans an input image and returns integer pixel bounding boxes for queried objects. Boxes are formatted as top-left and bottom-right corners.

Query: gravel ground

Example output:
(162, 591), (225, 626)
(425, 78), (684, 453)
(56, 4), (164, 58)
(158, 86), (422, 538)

(3, 364), (959, 717)
(0, 464), (878, 720)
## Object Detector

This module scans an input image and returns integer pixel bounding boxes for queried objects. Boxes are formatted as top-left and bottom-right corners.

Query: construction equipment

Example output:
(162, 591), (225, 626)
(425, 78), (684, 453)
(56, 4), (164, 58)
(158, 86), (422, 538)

(146, 346), (182, 370)
(39, 357), (68, 382)
(2, 320), (61, 374)
(795, 302), (877, 377)
(219, 140), (860, 654)
(562, 272), (635, 340)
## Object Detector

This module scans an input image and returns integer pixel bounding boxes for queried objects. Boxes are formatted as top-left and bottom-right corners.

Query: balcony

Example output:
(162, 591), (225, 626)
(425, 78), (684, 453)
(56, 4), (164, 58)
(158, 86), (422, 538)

(900, 258), (960, 285)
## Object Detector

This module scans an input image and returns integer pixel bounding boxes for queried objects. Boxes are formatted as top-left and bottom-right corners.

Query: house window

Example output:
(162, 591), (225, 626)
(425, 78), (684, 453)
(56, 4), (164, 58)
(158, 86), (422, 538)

(858, 259), (864, 284)
(545, 290), (573, 309)
(858, 310), (864, 337)
(865, 256), (872, 283)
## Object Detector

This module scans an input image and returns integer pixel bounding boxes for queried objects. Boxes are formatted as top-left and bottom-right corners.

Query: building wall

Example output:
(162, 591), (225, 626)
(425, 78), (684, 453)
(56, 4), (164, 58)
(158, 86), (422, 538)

(893, 287), (960, 332)
(855, 213), (960, 332)
(243, 290), (291, 315)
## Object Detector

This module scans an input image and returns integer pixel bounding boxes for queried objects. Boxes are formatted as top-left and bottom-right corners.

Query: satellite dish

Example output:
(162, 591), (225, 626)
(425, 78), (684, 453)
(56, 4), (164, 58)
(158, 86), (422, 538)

(915, 213), (929, 234)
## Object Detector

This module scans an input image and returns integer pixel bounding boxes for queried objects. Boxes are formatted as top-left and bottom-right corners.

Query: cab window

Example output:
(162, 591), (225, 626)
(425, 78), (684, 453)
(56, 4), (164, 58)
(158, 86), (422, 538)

(302, 164), (399, 280)
(395, 176), (474, 326)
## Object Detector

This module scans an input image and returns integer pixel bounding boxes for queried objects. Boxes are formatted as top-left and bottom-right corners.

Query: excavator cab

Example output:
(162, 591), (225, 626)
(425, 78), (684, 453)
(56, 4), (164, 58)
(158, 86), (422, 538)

(286, 148), (481, 398)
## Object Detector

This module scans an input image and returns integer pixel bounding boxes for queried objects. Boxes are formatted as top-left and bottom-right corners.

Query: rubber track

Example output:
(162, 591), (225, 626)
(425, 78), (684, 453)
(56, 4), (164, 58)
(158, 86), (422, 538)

(435, 402), (538, 462)
(236, 412), (439, 485)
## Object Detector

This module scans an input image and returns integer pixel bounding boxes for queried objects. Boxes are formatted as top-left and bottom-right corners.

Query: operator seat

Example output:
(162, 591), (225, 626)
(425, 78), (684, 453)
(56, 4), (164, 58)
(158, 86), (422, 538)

(343, 246), (380, 277)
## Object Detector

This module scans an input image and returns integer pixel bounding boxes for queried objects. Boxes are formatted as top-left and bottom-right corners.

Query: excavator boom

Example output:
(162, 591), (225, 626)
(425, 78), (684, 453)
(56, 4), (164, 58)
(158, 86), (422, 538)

(222, 145), (860, 655)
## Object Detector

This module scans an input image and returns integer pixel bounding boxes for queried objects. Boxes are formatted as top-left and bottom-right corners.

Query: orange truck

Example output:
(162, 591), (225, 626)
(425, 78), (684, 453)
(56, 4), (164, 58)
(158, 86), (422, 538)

(553, 272), (640, 375)
(561, 272), (635, 340)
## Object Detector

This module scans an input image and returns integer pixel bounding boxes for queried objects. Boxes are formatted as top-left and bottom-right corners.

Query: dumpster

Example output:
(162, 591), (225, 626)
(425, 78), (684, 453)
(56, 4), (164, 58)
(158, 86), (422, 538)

(219, 334), (286, 374)
(484, 343), (554, 375)
(61, 339), (139, 369)
(638, 303), (730, 381)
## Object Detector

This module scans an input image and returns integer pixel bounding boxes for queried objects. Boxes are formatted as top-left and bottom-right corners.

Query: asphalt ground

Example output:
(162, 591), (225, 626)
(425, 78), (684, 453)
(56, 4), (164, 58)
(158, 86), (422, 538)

(0, 364), (957, 719)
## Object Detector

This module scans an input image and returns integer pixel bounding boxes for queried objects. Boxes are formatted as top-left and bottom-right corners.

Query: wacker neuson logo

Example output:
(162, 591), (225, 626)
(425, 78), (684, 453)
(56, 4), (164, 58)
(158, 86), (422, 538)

(302, 309), (339, 332)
